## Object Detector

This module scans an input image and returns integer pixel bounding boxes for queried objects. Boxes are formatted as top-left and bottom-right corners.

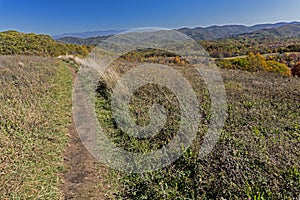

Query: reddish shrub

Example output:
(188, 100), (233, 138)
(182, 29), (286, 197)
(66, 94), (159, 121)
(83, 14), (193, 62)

(292, 63), (300, 76)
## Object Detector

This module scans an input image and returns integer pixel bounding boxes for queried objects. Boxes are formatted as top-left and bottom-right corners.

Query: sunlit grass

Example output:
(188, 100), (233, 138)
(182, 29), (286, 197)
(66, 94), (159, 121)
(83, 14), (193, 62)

(0, 56), (73, 199)
(95, 60), (300, 199)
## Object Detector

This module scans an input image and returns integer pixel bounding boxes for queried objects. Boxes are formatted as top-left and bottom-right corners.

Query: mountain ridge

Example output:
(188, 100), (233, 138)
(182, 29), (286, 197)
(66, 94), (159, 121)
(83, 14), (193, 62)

(52, 29), (127, 39)
(53, 21), (300, 41)
(178, 21), (300, 40)
(55, 22), (300, 46)
(235, 23), (300, 39)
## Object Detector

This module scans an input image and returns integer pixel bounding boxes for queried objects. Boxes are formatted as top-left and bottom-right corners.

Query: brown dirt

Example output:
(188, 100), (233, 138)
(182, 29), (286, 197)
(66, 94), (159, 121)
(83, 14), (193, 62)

(60, 65), (112, 199)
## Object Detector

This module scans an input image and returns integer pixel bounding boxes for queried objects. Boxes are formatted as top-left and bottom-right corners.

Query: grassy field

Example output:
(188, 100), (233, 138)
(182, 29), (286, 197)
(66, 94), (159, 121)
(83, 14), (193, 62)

(95, 61), (300, 199)
(0, 56), (73, 199)
(0, 55), (299, 199)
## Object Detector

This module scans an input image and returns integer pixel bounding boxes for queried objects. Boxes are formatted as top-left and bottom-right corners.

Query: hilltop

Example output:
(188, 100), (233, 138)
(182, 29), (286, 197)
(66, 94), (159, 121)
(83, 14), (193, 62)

(0, 30), (91, 57)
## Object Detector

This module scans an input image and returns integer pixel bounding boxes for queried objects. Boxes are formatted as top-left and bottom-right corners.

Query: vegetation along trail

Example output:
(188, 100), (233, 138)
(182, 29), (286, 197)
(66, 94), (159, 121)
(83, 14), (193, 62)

(60, 61), (111, 199)
(0, 56), (111, 199)
(1, 27), (300, 199)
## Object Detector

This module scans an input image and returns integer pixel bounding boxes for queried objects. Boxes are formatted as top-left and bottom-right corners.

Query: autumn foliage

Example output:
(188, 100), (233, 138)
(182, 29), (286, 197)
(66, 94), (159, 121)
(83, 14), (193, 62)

(217, 53), (291, 76)
(291, 63), (300, 76)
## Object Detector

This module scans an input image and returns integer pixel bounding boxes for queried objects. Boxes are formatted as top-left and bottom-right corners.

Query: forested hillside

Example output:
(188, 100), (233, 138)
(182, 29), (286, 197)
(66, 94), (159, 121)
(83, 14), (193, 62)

(0, 30), (91, 57)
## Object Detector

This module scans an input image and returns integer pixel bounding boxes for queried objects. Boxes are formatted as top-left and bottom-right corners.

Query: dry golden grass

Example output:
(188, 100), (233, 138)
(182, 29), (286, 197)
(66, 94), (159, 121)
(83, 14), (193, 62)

(0, 56), (73, 199)
(95, 60), (300, 199)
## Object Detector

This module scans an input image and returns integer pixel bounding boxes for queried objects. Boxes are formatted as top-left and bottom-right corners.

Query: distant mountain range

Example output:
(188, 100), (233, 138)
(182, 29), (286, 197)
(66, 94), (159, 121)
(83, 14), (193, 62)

(178, 21), (300, 40)
(52, 29), (127, 39)
(235, 23), (300, 39)
(55, 21), (300, 45)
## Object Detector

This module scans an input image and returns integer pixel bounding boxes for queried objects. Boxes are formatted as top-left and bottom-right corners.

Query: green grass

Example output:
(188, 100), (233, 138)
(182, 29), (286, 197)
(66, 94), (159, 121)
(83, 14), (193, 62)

(0, 56), (73, 199)
(2, 54), (298, 199)
(95, 61), (300, 199)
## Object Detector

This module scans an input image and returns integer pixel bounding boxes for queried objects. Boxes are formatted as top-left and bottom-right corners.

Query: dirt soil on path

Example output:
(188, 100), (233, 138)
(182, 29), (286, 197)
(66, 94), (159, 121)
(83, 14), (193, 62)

(60, 65), (111, 199)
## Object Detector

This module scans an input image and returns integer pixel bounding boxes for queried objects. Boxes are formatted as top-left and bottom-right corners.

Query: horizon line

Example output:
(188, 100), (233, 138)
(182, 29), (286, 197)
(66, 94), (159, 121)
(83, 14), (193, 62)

(1, 20), (299, 36)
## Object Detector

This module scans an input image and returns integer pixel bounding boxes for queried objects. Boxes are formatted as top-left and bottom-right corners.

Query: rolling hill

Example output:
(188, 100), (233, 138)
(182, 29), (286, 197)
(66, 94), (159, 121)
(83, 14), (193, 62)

(0, 30), (90, 56)
(56, 35), (109, 46)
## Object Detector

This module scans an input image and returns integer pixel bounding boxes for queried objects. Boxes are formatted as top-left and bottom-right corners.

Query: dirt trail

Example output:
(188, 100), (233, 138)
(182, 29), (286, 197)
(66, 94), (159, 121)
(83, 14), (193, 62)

(60, 65), (111, 199)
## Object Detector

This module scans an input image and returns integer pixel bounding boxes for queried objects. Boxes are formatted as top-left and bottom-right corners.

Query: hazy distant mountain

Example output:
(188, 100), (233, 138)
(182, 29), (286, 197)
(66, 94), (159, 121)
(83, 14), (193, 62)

(56, 21), (300, 45)
(178, 21), (300, 40)
(56, 35), (109, 45)
(52, 30), (127, 39)
(235, 23), (300, 39)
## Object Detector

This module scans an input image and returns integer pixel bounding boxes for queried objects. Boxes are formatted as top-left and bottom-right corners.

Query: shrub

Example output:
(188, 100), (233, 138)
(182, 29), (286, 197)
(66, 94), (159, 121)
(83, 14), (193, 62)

(266, 60), (291, 76)
(216, 53), (292, 76)
(292, 63), (300, 76)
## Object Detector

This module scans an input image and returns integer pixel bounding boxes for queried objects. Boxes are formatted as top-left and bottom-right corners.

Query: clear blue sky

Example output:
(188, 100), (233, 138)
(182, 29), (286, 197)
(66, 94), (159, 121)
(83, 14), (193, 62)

(0, 0), (299, 35)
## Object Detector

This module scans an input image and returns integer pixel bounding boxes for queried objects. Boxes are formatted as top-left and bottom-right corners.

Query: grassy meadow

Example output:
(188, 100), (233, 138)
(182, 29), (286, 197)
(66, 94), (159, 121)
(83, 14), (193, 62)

(95, 60), (300, 199)
(0, 53), (299, 199)
(0, 56), (73, 199)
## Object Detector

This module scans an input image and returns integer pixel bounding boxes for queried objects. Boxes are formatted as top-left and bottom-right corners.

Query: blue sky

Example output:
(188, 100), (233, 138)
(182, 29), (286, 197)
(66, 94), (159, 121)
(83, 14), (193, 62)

(0, 0), (300, 35)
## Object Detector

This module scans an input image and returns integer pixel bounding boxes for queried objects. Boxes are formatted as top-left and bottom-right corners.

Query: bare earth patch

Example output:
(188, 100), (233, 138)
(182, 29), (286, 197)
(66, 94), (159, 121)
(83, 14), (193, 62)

(60, 66), (111, 200)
